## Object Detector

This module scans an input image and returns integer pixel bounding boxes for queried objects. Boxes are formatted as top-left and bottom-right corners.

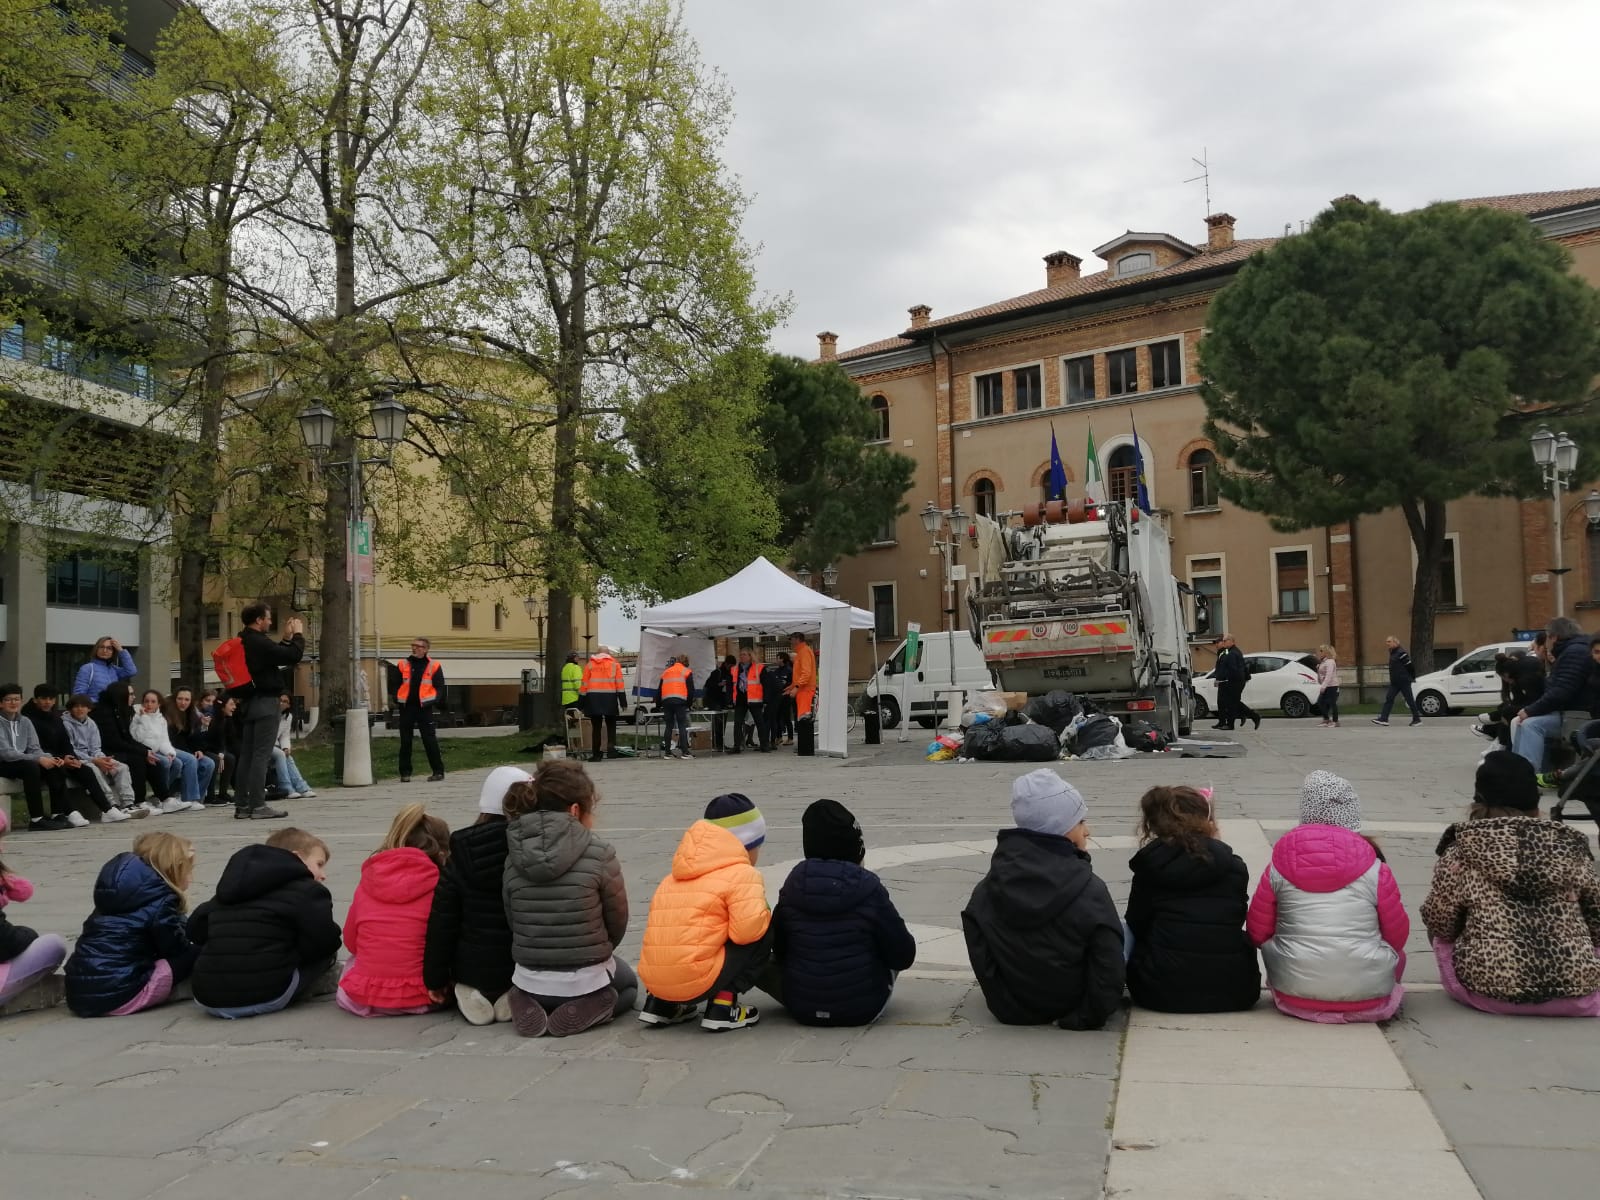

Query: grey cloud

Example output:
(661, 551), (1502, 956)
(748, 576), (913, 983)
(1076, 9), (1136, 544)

(679, 0), (1600, 356)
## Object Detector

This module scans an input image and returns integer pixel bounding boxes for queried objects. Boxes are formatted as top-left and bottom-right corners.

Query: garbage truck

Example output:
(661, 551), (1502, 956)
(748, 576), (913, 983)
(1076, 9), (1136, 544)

(965, 498), (1194, 739)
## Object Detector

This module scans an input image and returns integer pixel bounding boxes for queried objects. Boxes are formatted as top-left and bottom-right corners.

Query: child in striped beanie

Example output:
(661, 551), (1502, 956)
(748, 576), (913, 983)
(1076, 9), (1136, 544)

(636, 793), (774, 1033)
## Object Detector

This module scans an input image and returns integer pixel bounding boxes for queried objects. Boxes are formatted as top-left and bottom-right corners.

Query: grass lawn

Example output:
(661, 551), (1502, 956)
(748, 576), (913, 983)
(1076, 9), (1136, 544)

(293, 730), (564, 789)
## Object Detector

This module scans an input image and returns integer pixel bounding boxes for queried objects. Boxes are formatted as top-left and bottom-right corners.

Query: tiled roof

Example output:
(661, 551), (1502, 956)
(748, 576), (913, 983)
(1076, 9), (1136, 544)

(1455, 187), (1600, 216)
(836, 238), (1275, 361)
(834, 187), (1600, 363)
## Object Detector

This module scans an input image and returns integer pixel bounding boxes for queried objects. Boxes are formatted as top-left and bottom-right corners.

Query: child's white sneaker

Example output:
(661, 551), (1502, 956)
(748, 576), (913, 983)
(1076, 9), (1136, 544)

(101, 806), (130, 823)
(64, 810), (91, 828)
(298, 789), (317, 798)
(493, 991), (513, 1023)
(454, 983), (495, 1027)
(158, 797), (190, 814)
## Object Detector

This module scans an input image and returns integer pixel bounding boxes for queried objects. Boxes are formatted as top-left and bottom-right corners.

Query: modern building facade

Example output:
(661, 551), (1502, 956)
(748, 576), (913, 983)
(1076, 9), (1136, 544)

(0, 0), (187, 697)
(830, 188), (1600, 693)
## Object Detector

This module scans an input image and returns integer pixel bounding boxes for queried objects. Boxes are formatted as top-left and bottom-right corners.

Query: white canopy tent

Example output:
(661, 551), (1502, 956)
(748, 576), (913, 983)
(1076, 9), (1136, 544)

(638, 556), (874, 757)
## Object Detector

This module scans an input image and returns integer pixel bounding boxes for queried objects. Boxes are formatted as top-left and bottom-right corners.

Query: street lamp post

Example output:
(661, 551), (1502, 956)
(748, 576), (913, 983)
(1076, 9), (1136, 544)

(523, 595), (545, 663)
(1531, 426), (1581, 617)
(920, 501), (967, 728)
(297, 389), (410, 786)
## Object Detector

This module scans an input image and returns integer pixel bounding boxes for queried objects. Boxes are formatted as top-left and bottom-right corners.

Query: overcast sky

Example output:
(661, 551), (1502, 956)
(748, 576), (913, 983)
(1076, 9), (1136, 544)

(602, 0), (1600, 647)
(677, 0), (1600, 358)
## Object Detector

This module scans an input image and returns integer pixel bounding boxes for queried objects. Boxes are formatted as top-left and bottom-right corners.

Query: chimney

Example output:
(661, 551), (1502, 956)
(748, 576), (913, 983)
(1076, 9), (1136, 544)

(817, 331), (838, 362)
(1044, 250), (1082, 287)
(1204, 213), (1236, 252)
(908, 304), (932, 330)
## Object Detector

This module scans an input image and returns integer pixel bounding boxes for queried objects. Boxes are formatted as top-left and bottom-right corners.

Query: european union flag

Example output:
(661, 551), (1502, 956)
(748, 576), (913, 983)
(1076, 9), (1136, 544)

(1048, 425), (1068, 502)
(1130, 411), (1152, 513)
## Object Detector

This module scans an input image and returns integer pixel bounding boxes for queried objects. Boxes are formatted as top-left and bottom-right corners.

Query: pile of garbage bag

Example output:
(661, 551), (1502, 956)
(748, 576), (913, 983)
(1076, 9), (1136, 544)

(959, 721), (1060, 762)
(1061, 711), (1135, 761)
(1021, 690), (1082, 734)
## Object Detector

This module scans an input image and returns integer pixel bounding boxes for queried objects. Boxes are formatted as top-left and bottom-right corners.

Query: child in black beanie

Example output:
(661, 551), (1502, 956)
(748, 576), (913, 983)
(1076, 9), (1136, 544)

(771, 799), (917, 1026)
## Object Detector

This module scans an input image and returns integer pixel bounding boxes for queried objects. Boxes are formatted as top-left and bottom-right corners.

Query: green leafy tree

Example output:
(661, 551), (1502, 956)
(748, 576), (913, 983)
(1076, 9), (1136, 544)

(1202, 196), (1600, 668)
(757, 353), (915, 572)
(422, 0), (781, 717)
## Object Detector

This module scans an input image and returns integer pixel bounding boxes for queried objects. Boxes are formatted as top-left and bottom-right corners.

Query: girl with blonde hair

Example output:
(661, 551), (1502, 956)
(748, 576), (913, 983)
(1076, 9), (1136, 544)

(338, 804), (451, 1016)
(65, 832), (198, 1017)
(1314, 645), (1341, 728)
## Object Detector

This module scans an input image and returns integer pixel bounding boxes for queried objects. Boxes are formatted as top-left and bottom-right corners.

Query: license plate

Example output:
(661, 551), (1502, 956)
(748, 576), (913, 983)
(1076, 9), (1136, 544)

(1043, 666), (1088, 679)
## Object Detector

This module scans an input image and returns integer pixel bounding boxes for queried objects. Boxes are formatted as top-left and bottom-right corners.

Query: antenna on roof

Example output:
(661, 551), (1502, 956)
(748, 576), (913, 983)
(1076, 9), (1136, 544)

(1184, 148), (1212, 217)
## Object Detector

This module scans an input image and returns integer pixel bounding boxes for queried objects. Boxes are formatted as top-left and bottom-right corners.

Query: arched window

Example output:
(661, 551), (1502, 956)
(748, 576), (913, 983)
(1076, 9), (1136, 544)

(869, 394), (889, 442)
(1187, 448), (1219, 510)
(1107, 445), (1139, 503)
(1116, 251), (1153, 277)
(973, 477), (996, 518)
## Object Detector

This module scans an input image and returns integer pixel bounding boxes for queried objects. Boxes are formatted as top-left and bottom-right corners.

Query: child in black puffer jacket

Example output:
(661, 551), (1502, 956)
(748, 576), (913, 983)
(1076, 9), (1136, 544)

(773, 799), (916, 1026)
(1124, 785), (1260, 1013)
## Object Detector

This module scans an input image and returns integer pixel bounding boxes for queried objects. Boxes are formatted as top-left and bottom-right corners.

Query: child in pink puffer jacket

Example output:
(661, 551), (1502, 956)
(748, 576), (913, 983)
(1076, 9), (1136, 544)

(1247, 772), (1410, 1022)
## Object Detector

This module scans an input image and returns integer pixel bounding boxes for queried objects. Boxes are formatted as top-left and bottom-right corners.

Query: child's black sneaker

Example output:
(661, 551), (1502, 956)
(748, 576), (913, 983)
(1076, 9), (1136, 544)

(637, 993), (699, 1026)
(547, 986), (618, 1037)
(506, 987), (549, 1037)
(701, 997), (759, 1032)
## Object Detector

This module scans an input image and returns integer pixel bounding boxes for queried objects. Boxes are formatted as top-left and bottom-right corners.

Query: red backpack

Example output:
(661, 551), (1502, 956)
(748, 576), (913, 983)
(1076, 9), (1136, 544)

(213, 636), (252, 695)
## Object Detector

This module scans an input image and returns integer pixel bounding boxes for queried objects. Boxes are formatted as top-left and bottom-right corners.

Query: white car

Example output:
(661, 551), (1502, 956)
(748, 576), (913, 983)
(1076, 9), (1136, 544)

(1411, 641), (1533, 717)
(1192, 651), (1322, 720)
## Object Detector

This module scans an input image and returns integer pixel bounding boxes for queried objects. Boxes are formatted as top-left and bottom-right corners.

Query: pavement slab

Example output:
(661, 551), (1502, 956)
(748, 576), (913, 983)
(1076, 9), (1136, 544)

(1, 719), (1594, 1197)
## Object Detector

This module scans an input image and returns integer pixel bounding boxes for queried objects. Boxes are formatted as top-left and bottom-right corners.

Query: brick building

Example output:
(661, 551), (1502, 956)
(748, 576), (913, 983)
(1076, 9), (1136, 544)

(828, 188), (1600, 695)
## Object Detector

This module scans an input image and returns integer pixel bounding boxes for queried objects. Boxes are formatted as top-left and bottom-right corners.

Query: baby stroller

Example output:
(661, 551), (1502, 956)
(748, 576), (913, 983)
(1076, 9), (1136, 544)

(1550, 717), (1600, 824)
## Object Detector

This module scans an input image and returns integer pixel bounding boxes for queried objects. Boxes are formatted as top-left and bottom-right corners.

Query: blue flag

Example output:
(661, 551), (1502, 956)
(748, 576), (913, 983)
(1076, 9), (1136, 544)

(1047, 425), (1068, 502)
(1129, 410), (1152, 513)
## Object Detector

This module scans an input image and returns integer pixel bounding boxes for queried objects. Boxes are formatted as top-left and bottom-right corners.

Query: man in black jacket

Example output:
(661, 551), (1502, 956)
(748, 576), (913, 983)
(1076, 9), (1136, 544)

(1372, 636), (1423, 726)
(703, 656), (735, 753)
(1210, 636), (1259, 731)
(231, 603), (304, 820)
(1514, 617), (1594, 772)
(962, 769), (1124, 1029)
(22, 685), (113, 821)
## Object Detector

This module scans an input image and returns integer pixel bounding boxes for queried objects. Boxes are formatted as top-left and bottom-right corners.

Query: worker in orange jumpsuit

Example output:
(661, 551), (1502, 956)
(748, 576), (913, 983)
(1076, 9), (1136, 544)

(786, 631), (817, 730)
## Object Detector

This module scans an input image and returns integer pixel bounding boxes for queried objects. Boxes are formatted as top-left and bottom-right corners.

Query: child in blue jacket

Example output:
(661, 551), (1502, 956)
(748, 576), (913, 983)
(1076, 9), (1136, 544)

(772, 799), (916, 1026)
(66, 832), (198, 1017)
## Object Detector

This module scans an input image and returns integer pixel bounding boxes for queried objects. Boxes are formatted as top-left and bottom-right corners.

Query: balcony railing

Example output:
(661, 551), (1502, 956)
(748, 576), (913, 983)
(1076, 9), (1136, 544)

(0, 324), (161, 401)
(1, 215), (173, 323)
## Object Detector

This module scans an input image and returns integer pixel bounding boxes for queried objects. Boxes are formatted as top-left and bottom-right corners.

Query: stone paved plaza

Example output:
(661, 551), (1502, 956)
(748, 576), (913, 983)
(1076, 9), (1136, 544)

(1, 720), (1597, 1199)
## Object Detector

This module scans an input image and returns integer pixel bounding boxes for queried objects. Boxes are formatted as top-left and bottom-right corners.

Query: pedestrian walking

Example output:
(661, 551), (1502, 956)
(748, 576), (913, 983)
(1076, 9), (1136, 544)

(1314, 645), (1341, 728)
(1372, 636), (1423, 726)
(389, 638), (447, 783)
(1210, 635), (1258, 731)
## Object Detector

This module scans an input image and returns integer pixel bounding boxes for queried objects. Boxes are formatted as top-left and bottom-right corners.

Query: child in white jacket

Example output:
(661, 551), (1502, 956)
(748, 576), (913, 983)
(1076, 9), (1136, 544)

(130, 691), (208, 812)
(273, 695), (316, 799)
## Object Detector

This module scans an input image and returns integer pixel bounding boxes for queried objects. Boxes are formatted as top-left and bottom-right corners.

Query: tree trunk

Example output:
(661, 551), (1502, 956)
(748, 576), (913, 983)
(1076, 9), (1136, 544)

(1401, 496), (1448, 676)
(542, 341), (584, 724)
(176, 271), (233, 689)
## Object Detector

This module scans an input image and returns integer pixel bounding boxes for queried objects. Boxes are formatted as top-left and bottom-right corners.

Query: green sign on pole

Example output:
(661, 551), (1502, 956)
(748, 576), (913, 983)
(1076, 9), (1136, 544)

(905, 621), (921, 664)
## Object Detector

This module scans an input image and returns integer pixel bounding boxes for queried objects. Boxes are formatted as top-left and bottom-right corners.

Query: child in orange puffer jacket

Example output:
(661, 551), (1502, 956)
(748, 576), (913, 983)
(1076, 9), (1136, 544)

(637, 793), (773, 1032)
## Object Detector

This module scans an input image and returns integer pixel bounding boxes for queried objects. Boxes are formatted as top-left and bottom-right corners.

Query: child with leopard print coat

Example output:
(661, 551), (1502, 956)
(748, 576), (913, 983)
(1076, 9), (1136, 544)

(1422, 751), (1600, 1017)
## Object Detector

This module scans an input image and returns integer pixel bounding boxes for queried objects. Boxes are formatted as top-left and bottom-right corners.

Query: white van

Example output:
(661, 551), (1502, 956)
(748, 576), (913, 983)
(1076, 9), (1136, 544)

(862, 631), (996, 729)
(1412, 641), (1536, 716)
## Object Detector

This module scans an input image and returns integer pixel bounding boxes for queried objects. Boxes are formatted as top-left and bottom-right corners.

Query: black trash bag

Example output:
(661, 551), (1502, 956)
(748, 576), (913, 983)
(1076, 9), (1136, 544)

(1124, 719), (1171, 753)
(1070, 712), (1122, 753)
(961, 722), (1006, 761)
(998, 722), (1061, 762)
(1021, 689), (1082, 734)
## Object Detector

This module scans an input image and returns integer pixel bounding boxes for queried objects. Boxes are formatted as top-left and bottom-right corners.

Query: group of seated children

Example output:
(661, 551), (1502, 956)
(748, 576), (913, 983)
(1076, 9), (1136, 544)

(958, 756), (1598, 1029)
(8, 749), (1595, 1029)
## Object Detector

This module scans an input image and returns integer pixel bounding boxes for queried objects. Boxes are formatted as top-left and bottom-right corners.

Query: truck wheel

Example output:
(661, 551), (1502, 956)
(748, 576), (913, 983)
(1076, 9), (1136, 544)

(876, 696), (902, 730)
(1416, 690), (1447, 718)
(1280, 692), (1312, 719)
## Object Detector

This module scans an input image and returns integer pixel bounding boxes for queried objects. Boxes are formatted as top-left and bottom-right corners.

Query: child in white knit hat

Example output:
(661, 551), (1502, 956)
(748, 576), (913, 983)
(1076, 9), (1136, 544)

(961, 769), (1124, 1030)
(1246, 771), (1410, 1023)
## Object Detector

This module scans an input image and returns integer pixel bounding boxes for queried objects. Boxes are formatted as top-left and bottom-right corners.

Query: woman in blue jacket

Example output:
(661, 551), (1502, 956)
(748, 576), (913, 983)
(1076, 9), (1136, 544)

(73, 637), (138, 704)
(773, 799), (916, 1026)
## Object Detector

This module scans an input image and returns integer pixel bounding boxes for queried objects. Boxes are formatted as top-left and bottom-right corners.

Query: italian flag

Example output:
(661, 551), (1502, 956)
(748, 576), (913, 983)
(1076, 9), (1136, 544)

(1085, 424), (1106, 505)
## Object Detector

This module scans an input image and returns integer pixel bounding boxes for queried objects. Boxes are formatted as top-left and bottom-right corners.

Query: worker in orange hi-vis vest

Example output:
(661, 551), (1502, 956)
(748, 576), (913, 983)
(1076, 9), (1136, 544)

(786, 631), (818, 727)
(729, 649), (770, 753)
(579, 649), (627, 763)
(657, 655), (695, 759)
